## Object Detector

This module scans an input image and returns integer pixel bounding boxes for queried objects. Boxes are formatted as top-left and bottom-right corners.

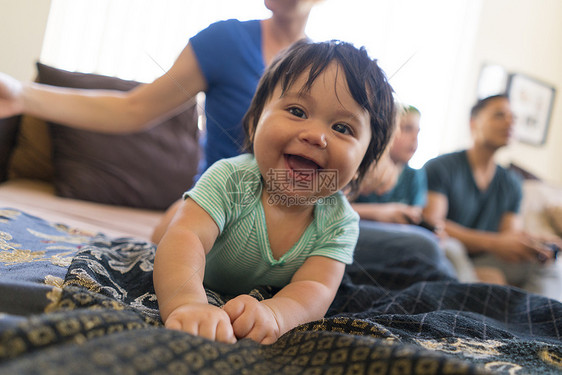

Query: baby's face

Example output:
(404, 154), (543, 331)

(252, 62), (371, 201)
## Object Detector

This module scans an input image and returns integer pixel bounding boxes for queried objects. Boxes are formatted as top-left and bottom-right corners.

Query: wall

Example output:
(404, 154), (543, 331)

(454, 0), (562, 185)
(0, 0), (51, 81)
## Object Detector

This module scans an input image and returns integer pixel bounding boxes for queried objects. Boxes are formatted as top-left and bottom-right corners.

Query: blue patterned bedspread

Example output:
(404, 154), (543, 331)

(0, 208), (561, 374)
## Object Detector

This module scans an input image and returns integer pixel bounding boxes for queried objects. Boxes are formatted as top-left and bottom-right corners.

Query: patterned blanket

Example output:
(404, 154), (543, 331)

(0, 208), (561, 374)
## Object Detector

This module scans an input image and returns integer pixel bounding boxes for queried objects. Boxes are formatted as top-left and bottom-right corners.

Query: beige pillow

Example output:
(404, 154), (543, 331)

(7, 115), (54, 182)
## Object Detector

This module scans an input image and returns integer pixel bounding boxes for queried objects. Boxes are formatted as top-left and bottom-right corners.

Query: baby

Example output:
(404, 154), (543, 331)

(153, 39), (395, 344)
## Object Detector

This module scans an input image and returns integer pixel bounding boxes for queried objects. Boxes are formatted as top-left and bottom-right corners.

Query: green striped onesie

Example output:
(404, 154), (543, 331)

(184, 154), (359, 295)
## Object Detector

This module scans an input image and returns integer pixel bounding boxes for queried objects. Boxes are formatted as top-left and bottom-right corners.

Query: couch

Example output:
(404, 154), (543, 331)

(0, 62), (202, 240)
(1, 63), (562, 374)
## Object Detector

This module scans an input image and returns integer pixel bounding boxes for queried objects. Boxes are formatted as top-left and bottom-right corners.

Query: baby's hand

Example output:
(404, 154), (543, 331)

(165, 302), (236, 343)
(223, 295), (281, 344)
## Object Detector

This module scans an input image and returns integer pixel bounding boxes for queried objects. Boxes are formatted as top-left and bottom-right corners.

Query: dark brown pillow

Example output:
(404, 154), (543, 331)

(36, 62), (200, 210)
(0, 115), (21, 182)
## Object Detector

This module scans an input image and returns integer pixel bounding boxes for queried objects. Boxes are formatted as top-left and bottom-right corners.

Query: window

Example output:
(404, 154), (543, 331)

(40, 0), (482, 167)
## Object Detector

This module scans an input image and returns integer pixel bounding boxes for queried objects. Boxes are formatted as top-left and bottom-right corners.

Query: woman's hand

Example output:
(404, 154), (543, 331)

(165, 302), (237, 344)
(223, 294), (281, 345)
(0, 72), (24, 118)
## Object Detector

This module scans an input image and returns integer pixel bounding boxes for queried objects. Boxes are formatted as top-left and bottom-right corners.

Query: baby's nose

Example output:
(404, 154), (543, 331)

(299, 124), (328, 149)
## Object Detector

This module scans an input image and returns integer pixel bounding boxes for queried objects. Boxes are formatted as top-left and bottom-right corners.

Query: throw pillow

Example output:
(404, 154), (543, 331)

(0, 115), (21, 182)
(7, 115), (54, 182)
(36, 62), (200, 210)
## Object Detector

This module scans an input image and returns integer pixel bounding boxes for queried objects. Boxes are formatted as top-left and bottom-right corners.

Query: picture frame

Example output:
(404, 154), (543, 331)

(507, 73), (556, 145)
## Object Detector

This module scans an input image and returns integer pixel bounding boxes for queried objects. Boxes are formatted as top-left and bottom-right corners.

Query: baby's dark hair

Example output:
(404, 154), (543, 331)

(470, 94), (509, 119)
(242, 39), (395, 196)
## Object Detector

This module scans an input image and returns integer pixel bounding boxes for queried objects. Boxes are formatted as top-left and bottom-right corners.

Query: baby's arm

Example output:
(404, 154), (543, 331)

(223, 256), (345, 344)
(153, 198), (236, 343)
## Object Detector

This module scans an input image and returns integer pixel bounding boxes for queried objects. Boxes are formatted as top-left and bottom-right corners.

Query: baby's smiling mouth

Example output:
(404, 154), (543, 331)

(285, 154), (322, 172)
(285, 154), (323, 183)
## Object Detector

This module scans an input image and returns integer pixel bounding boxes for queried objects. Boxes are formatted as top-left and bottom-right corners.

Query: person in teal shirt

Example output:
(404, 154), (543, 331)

(423, 95), (560, 295)
(353, 105), (427, 224)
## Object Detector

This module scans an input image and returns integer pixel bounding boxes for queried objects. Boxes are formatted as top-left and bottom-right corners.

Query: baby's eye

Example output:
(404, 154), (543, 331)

(332, 123), (352, 135)
(288, 107), (306, 119)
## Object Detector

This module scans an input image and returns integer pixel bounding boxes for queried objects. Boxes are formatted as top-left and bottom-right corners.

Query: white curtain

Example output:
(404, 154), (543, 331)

(40, 0), (482, 166)
(40, 0), (271, 82)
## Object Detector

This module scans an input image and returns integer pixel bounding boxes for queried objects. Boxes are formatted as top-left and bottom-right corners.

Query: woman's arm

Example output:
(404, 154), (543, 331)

(153, 197), (235, 343)
(1, 44), (206, 133)
(223, 256), (345, 344)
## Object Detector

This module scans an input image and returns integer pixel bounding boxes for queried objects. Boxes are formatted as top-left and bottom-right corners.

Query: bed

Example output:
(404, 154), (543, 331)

(0, 63), (561, 374)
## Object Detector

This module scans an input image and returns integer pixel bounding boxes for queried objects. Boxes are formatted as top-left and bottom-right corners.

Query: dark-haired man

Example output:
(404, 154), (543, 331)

(423, 95), (561, 298)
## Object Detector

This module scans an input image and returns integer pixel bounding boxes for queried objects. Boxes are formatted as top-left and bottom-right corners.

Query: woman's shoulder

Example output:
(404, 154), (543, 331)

(197, 19), (260, 37)
(190, 19), (262, 71)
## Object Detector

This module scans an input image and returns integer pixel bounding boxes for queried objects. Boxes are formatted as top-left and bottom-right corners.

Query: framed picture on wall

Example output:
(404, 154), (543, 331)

(507, 73), (556, 145)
